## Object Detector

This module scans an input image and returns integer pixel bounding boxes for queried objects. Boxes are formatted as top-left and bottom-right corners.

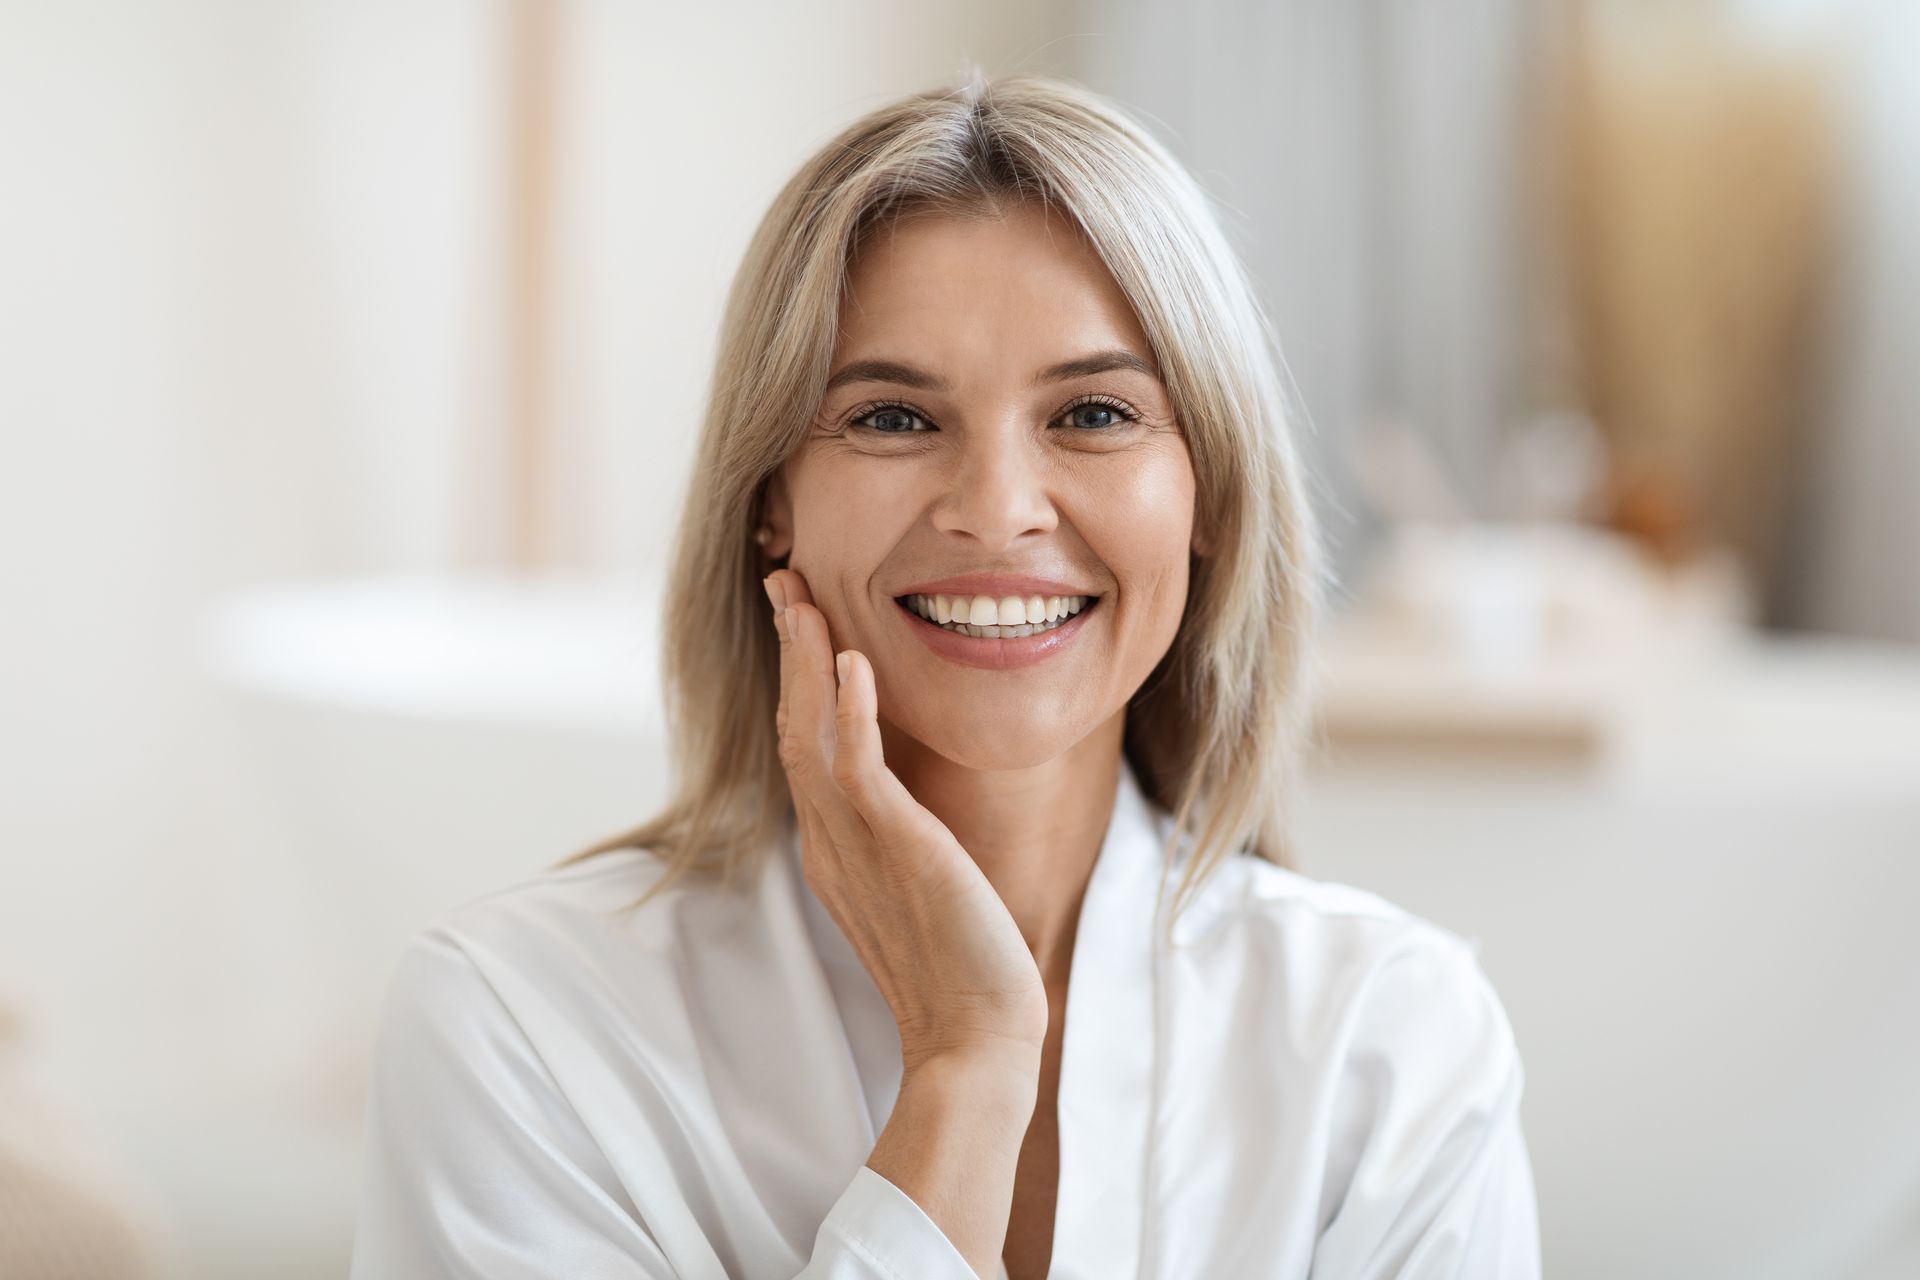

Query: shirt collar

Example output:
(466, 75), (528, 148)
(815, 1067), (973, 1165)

(1047, 757), (1164, 1277)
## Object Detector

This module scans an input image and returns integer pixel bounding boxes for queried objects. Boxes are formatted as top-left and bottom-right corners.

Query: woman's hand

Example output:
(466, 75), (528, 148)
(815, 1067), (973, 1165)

(764, 568), (1049, 1079)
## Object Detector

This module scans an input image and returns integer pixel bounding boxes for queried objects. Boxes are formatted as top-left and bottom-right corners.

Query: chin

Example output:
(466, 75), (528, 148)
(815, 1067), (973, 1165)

(887, 713), (1083, 774)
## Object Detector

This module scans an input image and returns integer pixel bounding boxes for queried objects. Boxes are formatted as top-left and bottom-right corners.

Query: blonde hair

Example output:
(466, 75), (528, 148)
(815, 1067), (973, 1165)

(557, 69), (1328, 944)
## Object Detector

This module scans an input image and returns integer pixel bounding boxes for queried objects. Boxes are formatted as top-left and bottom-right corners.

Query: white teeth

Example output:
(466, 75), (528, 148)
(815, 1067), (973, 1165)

(900, 592), (1093, 637)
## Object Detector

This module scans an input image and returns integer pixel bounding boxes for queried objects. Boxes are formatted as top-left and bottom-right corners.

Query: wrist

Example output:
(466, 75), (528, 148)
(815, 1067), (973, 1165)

(901, 1043), (1041, 1111)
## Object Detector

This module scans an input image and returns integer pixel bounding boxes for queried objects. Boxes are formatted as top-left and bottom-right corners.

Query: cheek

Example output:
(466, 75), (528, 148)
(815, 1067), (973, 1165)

(787, 454), (923, 618)
(1085, 450), (1196, 577)
(1085, 455), (1195, 663)
(792, 450), (928, 540)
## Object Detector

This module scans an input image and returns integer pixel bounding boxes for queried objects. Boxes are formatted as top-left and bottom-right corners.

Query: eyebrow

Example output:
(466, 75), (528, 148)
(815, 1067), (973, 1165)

(822, 348), (1161, 395)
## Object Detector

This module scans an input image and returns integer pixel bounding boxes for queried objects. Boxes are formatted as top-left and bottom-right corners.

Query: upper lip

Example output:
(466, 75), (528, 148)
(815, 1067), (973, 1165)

(895, 574), (1101, 600)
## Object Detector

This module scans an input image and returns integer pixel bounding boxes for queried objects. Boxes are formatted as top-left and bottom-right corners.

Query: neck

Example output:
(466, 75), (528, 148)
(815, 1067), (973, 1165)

(879, 711), (1127, 987)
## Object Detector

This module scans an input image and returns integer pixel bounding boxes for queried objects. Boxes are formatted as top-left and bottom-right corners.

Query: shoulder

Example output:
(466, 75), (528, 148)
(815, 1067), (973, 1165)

(1182, 856), (1534, 1254)
(371, 846), (764, 1068)
(1188, 850), (1495, 965)
(1182, 853), (1522, 1090)
(417, 842), (750, 963)
(368, 850), (660, 1049)
(353, 853), (709, 1276)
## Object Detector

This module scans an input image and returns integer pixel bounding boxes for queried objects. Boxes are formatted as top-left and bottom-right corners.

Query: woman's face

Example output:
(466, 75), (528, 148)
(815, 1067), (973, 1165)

(766, 200), (1199, 771)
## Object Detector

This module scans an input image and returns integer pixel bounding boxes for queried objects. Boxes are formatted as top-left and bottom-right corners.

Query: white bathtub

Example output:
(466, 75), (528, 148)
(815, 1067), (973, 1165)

(203, 574), (1920, 1279)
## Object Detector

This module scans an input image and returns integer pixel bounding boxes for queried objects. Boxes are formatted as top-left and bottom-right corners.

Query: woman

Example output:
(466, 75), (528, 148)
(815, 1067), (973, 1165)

(350, 72), (1540, 1280)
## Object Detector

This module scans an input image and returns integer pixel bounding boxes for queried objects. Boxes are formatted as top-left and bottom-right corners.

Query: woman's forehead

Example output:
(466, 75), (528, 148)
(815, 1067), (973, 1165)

(845, 200), (1100, 290)
(834, 208), (1151, 376)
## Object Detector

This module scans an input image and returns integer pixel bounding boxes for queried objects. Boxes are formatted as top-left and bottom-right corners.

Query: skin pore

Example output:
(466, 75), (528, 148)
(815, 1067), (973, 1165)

(759, 198), (1201, 1276)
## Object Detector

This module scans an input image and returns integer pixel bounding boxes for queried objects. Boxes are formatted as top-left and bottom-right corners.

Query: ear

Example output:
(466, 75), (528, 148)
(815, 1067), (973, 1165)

(1190, 512), (1215, 560)
(757, 471), (795, 565)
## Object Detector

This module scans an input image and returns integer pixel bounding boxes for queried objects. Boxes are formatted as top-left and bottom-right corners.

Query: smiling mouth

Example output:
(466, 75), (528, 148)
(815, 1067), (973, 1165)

(892, 593), (1100, 639)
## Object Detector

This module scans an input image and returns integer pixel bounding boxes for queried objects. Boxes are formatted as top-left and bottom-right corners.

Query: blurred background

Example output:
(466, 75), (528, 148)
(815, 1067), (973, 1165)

(2, 0), (1916, 1276)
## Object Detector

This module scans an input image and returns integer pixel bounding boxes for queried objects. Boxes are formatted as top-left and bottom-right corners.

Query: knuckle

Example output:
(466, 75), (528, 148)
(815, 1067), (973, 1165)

(869, 825), (911, 862)
(777, 735), (808, 774)
(829, 753), (866, 796)
(869, 813), (924, 859)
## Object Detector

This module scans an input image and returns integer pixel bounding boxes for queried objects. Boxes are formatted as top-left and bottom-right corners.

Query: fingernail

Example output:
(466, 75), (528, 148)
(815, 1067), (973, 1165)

(835, 652), (849, 685)
(763, 574), (787, 613)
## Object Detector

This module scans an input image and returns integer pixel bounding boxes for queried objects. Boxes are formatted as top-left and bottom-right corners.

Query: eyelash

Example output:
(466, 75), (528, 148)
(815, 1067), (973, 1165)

(843, 393), (1143, 436)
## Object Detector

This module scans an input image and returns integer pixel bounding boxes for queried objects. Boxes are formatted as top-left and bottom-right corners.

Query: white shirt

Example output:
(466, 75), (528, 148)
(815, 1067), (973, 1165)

(349, 762), (1541, 1279)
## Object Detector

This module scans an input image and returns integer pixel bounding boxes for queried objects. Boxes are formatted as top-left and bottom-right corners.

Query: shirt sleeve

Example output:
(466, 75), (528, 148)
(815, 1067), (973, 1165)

(348, 928), (978, 1280)
(1307, 931), (1543, 1280)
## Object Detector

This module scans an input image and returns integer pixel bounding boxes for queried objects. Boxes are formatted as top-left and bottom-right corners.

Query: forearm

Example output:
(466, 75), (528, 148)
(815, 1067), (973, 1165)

(864, 1050), (1039, 1280)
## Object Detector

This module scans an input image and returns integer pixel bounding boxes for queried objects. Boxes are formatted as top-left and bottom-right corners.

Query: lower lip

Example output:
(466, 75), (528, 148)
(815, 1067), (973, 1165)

(894, 597), (1100, 671)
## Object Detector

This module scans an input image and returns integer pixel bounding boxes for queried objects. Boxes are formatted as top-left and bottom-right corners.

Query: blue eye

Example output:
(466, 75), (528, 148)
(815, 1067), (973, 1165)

(1058, 397), (1139, 430)
(843, 395), (1143, 435)
(853, 403), (931, 434)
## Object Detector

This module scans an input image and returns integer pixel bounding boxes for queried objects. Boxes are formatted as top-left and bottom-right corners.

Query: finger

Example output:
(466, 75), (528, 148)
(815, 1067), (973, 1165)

(832, 649), (917, 824)
(778, 635), (862, 879)
(768, 582), (790, 744)
(773, 586), (796, 746)
(783, 600), (873, 852)
(778, 667), (836, 881)
(769, 569), (869, 847)
(784, 602), (839, 768)
(768, 568), (811, 744)
(774, 570), (834, 763)
(773, 566), (815, 612)
(773, 592), (835, 824)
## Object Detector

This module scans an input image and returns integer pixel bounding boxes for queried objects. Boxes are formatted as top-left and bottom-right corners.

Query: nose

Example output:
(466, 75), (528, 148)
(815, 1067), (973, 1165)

(927, 417), (1060, 550)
